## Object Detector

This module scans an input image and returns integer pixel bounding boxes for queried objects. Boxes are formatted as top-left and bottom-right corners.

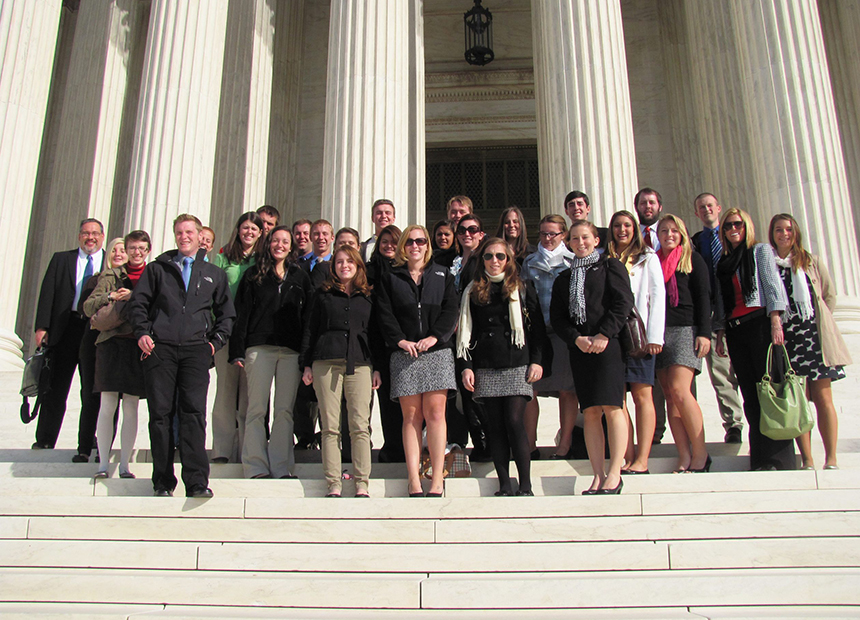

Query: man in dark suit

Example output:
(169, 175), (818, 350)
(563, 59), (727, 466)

(33, 218), (105, 452)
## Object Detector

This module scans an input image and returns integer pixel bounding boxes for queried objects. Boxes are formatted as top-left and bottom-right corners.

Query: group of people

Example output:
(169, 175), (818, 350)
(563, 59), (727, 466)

(31, 188), (848, 498)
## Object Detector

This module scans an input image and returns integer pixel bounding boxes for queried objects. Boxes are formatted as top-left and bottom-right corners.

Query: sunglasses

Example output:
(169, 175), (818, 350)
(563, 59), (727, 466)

(457, 225), (481, 236)
(483, 252), (507, 262)
(404, 237), (428, 247)
(723, 221), (745, 231)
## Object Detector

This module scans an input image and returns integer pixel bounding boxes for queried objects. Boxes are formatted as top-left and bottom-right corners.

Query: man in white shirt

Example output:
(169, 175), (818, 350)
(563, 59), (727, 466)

(32, 219), (105, 453)
(360, 199), (395, 261)
(635, 187), (663, 250)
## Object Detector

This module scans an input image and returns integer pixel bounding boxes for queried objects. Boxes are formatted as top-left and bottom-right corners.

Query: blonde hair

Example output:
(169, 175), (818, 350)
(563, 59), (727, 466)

(719, 207), (757, 253)
(394, 225), (433, 269)
(656, 214), (693, 274)
(105, 237), (126, 268)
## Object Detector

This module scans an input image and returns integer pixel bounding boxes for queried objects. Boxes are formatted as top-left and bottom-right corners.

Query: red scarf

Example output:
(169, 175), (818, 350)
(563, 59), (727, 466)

(658, 246), (682, 307)
(126, 262), (146, 287)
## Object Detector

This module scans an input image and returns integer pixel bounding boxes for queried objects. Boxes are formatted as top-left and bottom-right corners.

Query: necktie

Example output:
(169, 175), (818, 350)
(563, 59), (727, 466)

(644, 228), (653, 248)
(709, 228), (722, 270)
(182, 257), (193, 290)
(83, 255), (93, 282)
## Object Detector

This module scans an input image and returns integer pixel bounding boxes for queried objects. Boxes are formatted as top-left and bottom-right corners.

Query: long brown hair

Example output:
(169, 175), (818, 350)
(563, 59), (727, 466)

(322, 245), (371, 296)
(607, 210), (647, 265)
(495, 206), (530, 260)
(251, 225), (294, 285)
(768, 213), (811, 272)
(222, 212), (266, 263)
(469, 237), (523, 305)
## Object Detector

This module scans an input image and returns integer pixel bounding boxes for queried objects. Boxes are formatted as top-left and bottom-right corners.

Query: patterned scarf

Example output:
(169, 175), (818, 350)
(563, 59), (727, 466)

(568, 251), (600, 324)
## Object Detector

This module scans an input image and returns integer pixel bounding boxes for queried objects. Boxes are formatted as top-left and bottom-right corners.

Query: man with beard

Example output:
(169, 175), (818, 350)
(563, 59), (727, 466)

(634, 187), (663, 250)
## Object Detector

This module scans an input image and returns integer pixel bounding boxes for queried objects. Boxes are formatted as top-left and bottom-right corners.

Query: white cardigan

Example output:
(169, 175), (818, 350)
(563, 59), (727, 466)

(626, 249), (666, 346)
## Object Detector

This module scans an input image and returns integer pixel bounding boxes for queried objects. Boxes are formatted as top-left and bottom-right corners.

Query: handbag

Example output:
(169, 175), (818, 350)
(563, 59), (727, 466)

(90, 299), (127, 331)
(620, 305), (649, 359)
(756, 344), (814, 440)
(20, 346), (51, 423)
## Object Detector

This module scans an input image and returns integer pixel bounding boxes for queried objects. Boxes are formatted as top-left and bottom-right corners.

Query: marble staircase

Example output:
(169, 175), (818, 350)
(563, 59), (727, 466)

(1, 444), (859, 619)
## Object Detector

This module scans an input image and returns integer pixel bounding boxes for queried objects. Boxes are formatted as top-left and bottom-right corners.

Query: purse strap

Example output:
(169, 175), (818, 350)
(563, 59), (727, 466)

(762, 343), (796, 382)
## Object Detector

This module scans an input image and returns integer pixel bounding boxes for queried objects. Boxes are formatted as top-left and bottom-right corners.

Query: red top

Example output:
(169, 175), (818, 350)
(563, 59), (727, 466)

(729, 274), (760, 319)
(126, 262), (146, 287)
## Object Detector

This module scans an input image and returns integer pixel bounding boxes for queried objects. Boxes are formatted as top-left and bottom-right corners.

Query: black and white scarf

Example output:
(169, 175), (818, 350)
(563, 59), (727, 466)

(568, 251), (600, 324)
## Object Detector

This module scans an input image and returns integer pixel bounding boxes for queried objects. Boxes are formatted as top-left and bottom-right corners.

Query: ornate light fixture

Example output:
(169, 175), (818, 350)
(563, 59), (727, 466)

(464, 0), (494, 66)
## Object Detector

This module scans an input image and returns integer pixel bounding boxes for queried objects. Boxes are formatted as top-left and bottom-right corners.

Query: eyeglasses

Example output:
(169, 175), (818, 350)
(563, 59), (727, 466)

(539, 231), (562, 239)
(723, 221), (745, 231)
(483, 252), (507, 262)
(457, 225), (481, 236)
(405, 237), (428, 247)
(127, 247), (149, 254)
(80, 232), (103, 238)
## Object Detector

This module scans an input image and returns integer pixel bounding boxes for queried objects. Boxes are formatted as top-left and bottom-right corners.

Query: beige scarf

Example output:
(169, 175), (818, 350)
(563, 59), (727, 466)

(457, 272), (525, 360)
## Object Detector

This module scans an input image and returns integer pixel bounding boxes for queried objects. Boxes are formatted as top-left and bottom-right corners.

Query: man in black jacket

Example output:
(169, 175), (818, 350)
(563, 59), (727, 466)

(32, 218), (105, 452)
(128, 214), (235, 498)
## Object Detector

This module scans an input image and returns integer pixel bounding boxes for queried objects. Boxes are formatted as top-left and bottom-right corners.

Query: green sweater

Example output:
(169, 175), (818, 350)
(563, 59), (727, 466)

(212, 252), (256, 299)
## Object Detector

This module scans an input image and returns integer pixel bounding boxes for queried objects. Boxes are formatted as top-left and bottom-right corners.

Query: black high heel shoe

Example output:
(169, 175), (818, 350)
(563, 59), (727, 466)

(597, 479), (623, 495)
(687, 455), (712, 473)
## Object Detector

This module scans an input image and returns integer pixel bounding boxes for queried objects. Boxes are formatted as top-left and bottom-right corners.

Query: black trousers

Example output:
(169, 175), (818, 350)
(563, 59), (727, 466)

(35, 315), (99, 448)
(376, 359), (404, 462)
(726, 314), (796, 470)
(76, 325), (100, 455)
(143, 343), (211, 492)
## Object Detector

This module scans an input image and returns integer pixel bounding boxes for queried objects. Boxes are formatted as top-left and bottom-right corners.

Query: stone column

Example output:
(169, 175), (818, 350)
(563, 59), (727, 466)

(0, 0), (62, 368)
(818, 0), (860, 255)
(124, 0), (230, 254)
(732, 0), (860, 330)
(266, 0), (304, 225)
(210, 0), (276, 242)
(531, 0), (638, 223)
(321, 0), (425, 237)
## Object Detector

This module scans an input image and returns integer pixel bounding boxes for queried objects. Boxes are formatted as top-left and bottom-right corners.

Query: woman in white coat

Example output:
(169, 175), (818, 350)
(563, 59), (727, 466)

(607, 211), (665, 474)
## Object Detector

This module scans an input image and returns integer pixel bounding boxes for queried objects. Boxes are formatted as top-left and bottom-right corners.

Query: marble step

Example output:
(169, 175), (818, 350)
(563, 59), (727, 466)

(10, 509), (858, 544)
(1, 567), (858, 609)
(2, 469), (857, 498)
(2, 487), (859, 519)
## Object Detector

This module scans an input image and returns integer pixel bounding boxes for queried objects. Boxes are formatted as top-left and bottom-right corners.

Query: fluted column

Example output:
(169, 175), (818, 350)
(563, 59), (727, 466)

(39, 0), (146, 263)
(210, 0), (275, 242)
(266, 0), (304, 225)
(0, 0), (62, 368)
(322, 0), (425, 237)
(732, 0), (860, 330)
(531, 0), (638, 222)
(818, 0), (860, 255)
(125, 0), (230, 254)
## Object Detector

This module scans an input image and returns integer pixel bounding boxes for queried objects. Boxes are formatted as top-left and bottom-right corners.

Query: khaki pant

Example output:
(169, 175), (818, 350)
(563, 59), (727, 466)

(312, 360), (372, 493)
(211, 346), (248, 461)
(242, 345), (301, 478)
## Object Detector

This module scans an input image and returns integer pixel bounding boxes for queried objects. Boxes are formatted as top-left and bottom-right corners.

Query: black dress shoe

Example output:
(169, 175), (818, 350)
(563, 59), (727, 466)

(725, 428), (743, 444)
(154, 488), (173, 497)
(516, 489), (534, 496)
(494, 489), (512, 496)
(71, 453), (89, 463)
(31, 442), (52, 450)
(530, 448), (541, 460)
(186, 486), (214, 498)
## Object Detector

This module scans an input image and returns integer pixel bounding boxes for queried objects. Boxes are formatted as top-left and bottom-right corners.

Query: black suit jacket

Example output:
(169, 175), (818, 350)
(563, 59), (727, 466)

(35, 249), (104, 348)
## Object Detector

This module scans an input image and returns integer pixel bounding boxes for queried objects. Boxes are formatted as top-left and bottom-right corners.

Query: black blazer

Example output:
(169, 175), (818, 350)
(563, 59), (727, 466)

(373, 263), (459, 352)
(301, 287), (376, 374)
(549, 255), (634, 346)
(35, 249), (105, 347)
(461, 281), (549, 371)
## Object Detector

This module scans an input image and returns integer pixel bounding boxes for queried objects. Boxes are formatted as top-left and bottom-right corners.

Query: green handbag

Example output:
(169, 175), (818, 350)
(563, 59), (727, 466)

(756, 344), (814, 440)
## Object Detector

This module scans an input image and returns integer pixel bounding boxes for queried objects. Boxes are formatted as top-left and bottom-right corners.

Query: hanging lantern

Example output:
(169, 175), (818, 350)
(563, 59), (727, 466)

(464, 0), (494, 66)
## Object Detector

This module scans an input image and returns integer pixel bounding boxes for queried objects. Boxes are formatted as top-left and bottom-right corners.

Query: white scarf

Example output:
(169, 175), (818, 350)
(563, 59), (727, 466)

(537, 241), (571, 268)
(774, 254), (814, 321)
(457, 271), (525, 360)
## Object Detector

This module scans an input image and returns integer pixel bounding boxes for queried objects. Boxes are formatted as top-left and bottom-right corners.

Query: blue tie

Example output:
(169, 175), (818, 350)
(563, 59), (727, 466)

(83, 255), (93, 282)
(709, 228), (722, 270)
(182, 257), (193, 290)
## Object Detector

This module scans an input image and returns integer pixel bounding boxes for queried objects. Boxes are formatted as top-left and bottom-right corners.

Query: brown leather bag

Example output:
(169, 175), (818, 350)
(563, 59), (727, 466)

(620, 306), (649, 359)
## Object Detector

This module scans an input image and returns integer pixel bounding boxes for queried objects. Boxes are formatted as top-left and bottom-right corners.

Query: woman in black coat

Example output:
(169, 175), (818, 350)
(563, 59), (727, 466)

(551, 221), (634, 495)
(230, 225), (312, 479)
(457, 238), (547, 496)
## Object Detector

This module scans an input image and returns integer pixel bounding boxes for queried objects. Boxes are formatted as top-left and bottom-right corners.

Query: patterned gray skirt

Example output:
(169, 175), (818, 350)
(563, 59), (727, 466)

(390, 348), (457, 400)
(656, 325), (702, 374)
(473, 365), (534, 402)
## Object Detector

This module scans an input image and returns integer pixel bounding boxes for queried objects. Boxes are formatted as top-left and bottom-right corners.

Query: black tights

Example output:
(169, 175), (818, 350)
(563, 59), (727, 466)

(484, 395), (531, 493)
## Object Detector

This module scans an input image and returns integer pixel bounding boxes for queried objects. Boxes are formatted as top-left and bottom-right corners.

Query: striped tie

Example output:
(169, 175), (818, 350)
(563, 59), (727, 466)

(709, 228), (722, 269)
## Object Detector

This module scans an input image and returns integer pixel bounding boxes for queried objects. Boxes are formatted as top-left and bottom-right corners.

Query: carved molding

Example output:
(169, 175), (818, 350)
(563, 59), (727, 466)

(426, 114), (535, 127)
(426, 68), (534, 103)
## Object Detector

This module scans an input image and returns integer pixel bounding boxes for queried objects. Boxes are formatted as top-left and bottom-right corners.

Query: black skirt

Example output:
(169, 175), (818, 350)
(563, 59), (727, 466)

(93, 337), (147, 398)
(568, 337), (625, 410)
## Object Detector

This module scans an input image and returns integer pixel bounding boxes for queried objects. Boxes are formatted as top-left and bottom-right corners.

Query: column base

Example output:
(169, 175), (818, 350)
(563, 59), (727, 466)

(832, 296), (860, 334)
(0, 329), (25, 370)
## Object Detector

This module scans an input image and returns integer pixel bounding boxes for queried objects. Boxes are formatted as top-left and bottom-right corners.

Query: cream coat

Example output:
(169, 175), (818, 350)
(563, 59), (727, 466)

(805, 254), (852, 368)
(625, 249), (666, 346)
